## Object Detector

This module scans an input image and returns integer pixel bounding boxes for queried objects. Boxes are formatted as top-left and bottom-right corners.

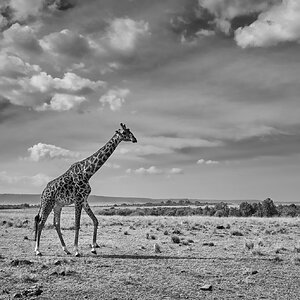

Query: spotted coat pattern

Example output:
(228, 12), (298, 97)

(34, 126), (137, 256)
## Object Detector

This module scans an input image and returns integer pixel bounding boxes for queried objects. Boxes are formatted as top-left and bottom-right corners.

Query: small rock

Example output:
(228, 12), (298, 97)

(182, 240), (189, 246)
(199, 284), (213, 291)
(54, 260), (62, 266)
(10, 259), (33, 266)
(203, 242), (214, 247)
(216, 225), (225, 229)
(187, 239), (194, 243)
(124, 231), (129, 235)
(171, 236), (180, 244)
(244, 240), (254, 250)
(150, 235), (157, 240)
(231, 230), (244, 236)
(172, 229), (181, 235)
(23, 236), (29, 240)
(146, 233), (150, 239)
(154, 243), (161, 253)
(163, 230), (169, 235)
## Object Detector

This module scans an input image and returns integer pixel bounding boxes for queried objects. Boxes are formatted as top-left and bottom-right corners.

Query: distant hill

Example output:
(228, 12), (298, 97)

(0, 194), (153, 206)
(0, 194), (296, 206)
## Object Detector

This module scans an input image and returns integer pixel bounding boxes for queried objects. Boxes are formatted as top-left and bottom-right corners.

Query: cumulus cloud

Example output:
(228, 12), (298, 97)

(36, 93), (87, 111)
(3, 23), (42, 53)
(235, 0), (300, 48)
(99, 88), (130, 111)
(26, 142), (80, 161)
(198, 0), (279, 34)
(0, 65), (105, 110)
(105, 17), (150, 54)
(0, 53), (41, 78)
(41, 29), (92, 58)
(197, 158), (219, 165)
(30, 71), (105, 93)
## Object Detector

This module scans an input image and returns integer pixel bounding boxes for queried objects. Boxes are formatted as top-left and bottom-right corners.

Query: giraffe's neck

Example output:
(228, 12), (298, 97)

(81, 133), (122, 179)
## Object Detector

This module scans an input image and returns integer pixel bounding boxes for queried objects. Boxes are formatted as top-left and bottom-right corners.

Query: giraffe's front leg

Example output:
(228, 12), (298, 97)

(83, 202), (99, 254)
(53, 205), (71, 255)
(74, 203), (82, 257)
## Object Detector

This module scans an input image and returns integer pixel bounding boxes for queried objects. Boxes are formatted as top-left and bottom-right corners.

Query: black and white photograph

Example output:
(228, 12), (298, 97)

(0, 0), (299, 299)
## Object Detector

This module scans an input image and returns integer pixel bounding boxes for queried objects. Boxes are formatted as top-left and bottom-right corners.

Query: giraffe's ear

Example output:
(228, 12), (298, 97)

(120, 123), (127, 130)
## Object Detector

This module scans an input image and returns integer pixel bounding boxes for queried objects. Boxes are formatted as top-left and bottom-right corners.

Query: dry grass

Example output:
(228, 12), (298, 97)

(0, 208), (299, 299)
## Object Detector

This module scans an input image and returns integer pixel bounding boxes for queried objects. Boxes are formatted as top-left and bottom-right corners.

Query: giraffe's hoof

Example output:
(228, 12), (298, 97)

(63, 247), (71, 255)
(91, 249), (97, 255)
(75, 252), (81, 257)
(35, 251), (42, 256)
(95, 243), (100, 248)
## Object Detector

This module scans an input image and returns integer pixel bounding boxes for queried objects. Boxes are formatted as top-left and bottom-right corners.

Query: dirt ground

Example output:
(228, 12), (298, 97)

(0, 207), (299, 300)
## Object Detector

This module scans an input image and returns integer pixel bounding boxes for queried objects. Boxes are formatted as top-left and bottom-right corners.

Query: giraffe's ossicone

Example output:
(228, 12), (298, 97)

(34, 123), (137, 256)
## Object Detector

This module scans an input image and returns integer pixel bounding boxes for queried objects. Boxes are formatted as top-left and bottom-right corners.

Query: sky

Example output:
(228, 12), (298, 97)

(0, 0), (299, 202)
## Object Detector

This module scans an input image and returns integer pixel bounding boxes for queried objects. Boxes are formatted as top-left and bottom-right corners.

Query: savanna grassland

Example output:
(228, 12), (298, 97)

(0, 207), (299, 300)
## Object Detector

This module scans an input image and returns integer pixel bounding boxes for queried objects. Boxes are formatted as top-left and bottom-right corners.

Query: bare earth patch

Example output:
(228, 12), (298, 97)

(0, 208), (299, 299)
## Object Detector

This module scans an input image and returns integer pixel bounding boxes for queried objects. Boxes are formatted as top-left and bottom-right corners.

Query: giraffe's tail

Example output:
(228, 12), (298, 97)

(34, 208), (41, 241)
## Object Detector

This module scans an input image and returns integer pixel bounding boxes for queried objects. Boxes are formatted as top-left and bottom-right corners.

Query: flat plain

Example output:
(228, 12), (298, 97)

(0, 207), (299, 300)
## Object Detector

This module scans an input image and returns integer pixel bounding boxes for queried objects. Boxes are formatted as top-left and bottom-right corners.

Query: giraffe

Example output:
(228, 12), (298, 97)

(34, 123), (137, 256)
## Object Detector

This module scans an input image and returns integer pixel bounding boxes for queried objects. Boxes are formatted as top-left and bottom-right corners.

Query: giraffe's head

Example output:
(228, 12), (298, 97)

(117, 123), (137, 143)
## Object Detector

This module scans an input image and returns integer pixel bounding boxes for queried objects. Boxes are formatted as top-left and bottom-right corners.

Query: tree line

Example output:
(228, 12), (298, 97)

(97, 198), (300, 217)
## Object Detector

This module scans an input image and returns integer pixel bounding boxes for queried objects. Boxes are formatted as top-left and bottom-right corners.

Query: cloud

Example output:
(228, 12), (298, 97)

(126, 166), (184, 176)
(49, 0), (77, 11)
(0, 171), (51, 186)
(9, 0), (44, 21)
(198, 0), (279, 34)
(99, 88), (130, 111)
(0, 65), (105, 110)
(26, 142), (80, 161)
(169, 167), (184, 175)
(105, 17), (150, 55)
(235, 0), (300, 48)
(41, 29), (92, 58)
(127, 166), (163, 175)
(119, 136), (221, 157)
(30, 71), (105, 93)
(36, 93), (87, 111)
(3, 23), (42, 54)
(197, 158), (219, 165)
(0, 53), (41, 78)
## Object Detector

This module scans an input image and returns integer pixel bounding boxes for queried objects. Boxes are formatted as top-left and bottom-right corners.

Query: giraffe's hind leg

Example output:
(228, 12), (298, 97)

(35, 201), (54, 256)
(53, 205), (71, 255)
